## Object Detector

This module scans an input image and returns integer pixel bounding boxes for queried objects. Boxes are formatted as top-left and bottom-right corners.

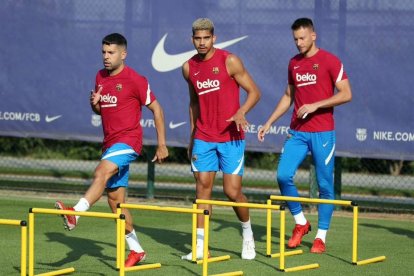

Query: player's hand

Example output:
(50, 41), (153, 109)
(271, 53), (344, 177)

(226, 110), (249, 131)
(297, 104), (317, 119)
(257, 123), (270, 142)
(152, 145), (169, 164)
(90, 85), (103, 106)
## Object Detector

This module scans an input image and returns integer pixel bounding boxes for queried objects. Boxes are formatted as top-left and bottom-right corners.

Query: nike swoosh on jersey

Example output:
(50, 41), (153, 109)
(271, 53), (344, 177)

(169, 121), (187, 129)
(151, 34), (248, 72)
(45, 115), (62, 123)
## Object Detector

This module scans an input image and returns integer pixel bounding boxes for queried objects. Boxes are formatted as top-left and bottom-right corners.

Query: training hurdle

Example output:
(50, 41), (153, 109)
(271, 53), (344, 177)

(270, 195), (386, 266)
(195, 199), (318, 273)
(28, 208), (125, 276)
(117, 203), (214, 276)
(0, 219), (27, 276)
(263, 200), (319, 272)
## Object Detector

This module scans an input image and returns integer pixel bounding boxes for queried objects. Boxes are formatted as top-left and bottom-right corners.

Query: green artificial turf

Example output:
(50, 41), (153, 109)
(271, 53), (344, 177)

(0, 194), (412, 275)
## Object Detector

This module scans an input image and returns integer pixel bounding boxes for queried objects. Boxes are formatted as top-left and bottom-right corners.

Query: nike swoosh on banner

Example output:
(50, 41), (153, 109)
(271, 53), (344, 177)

(169, 121), (187, 129)
(151, 34), (248, 72)
(45, 115), (62, 123)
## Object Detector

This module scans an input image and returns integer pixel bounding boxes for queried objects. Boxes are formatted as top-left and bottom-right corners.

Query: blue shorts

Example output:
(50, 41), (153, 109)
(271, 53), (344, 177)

(101, 143), (138, 189)
(191, 139), (245, 176)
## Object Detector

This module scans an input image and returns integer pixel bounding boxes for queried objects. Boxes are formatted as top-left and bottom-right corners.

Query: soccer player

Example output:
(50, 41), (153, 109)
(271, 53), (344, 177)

(55, 33), (169, 267)
(257, 18), (352, 253)
(181, 18), (261, 260)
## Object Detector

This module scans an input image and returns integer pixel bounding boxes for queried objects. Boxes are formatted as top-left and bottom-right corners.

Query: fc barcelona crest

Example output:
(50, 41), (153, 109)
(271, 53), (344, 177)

(212, 67), (219, 74)
(116, 84), (122, 91)
(313, 64), (319, 70)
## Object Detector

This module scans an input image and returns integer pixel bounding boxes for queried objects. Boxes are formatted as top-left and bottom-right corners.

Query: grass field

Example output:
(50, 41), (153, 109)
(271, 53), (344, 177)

(0, 192), (413, 275)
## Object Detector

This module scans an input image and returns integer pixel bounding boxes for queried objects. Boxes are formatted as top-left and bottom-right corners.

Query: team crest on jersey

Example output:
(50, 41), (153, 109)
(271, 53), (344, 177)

(313, 64), (319, 70)
(116, 84), (122, 91)
(212, 67), (219, 74)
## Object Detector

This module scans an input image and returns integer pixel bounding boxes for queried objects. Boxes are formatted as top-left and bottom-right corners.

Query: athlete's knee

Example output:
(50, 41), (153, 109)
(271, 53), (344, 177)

(277, 169), (294, 187)
(93, 168), (114, 183)
(196, 183), (212, 199)
(107, 197), (118, 212)
(224, 189), (244, 202)
(318, 185), (334, 199)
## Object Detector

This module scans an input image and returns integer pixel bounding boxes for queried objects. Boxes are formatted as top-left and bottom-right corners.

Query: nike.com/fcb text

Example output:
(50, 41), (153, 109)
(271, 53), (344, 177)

(0, 111), (40, 122)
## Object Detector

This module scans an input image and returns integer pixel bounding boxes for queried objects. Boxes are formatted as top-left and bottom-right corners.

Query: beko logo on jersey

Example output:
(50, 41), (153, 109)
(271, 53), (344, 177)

(296, 73), (317, 82)
(100, 93), (117, 107)
(296, 73), (317, 87)
(196, 79), (220, 89)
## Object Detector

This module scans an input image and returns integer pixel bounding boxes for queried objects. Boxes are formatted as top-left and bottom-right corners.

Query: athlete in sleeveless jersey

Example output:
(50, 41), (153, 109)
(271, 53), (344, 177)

(258, 18), (352, 253)
(188, 48), (243, 142)
(55, 33), (168, 267)
(182, 18), (261, 261)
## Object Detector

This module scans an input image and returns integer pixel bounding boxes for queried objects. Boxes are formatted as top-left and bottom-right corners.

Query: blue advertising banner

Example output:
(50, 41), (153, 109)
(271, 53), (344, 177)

(0, 0), (413, 160)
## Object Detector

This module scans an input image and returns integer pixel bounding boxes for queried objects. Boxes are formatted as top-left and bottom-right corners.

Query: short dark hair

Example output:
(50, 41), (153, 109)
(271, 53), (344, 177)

(102, 33), (127, 48)
(291, 18), (314, 31)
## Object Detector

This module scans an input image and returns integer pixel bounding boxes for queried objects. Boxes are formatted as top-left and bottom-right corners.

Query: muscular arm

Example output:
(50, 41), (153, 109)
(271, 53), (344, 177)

(182, 61), (199, 159)
(296, 79), (352, 119)
(146, 100), (168, 163)
(257, 84), (295, 141)
(226, 54), (261, 131)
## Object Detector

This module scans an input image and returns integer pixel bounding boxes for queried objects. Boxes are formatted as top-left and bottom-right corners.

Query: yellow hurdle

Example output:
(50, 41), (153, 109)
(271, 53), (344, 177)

(116, 203), (206, 268)
(351, 205), (386, 265)
(209, 271), (244, 276)
(270, 195), (386, 267)
(28, 208), (125, 276)
(196, 199), (281, 210)
(284, 263), (320, 272)
(196, 199), (292, 274)
(0, 219), (27, 276)
(273, 205), (319, 272)
(270, 195), (353, 206)
(34, 267), (76, 276)
(118, 203), (212, 276)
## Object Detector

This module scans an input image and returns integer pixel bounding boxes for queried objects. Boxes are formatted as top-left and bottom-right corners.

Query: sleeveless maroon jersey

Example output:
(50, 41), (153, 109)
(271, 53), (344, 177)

(188, 48), (243, 142)
(288, 49), (348, 132)
(95, 66), (156, 154)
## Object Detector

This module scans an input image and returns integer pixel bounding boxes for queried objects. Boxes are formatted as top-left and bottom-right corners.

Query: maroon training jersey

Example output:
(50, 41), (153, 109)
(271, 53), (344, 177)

(288, 49), (348, 132)
(95, 66), (156, 154)
(188, 48), (243, 142)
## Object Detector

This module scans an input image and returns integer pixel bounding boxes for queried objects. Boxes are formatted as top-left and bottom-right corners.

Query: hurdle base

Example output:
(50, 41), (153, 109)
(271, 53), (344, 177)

(355, 256), (386, 266)
(196, 255), (231, 264)
(282, 263), (319, 272)
(270, 249), (303, 258)
(124, 263), (161, 272)
(210, 270), (243, 276)
(35, 267), (75, 276)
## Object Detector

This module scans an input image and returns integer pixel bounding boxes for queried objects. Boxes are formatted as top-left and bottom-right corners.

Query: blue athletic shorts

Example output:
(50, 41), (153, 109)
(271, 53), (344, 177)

(101, 143), (138, 188)
(191, 139), (245, 175)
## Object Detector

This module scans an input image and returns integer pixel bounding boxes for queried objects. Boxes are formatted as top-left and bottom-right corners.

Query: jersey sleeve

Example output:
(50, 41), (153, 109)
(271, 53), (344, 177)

(328, 55), (348, 83)
(135, 76), (156, 106)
